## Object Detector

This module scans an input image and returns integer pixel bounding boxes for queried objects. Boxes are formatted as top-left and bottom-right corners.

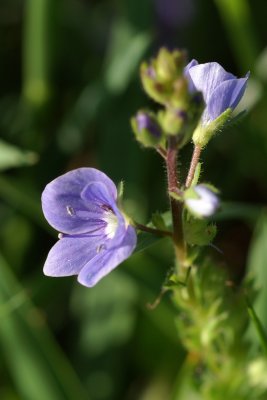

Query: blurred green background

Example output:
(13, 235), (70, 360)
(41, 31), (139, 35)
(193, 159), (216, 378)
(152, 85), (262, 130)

(0, 0), (267, 399)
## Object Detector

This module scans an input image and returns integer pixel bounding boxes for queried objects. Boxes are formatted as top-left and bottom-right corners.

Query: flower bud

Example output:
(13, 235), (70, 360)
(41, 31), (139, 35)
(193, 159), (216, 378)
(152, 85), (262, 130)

(156, 48), (186, 82)
(140, 62), (171, 105)
(158, 93), (204, 147)
(184, 185), (219, 218)
(159, 108), (187, 136)
(140, 48), (187, 105)
(131, 111), (163, 148)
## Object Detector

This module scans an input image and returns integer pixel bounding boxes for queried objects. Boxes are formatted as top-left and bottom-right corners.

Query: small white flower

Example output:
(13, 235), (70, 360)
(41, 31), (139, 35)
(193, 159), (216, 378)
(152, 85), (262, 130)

(185, 185), (219, 218)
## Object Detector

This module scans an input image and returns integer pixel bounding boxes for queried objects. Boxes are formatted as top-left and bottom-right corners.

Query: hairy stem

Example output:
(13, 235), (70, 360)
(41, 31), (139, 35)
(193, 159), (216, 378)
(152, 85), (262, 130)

(166, 137), (186, 266)
(134, 222), (173, 238)
(185, 144), (202, 188)
(156, 146), (167, 159)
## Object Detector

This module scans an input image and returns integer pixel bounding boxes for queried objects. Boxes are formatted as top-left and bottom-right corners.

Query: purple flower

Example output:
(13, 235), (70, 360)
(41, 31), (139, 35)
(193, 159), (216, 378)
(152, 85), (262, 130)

(184, 60), (249, 125)
(41, 168), (137, 287)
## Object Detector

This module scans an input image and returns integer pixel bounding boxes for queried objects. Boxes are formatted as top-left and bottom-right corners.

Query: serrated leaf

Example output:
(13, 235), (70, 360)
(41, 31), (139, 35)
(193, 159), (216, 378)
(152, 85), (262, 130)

(184, 217), (217, 246)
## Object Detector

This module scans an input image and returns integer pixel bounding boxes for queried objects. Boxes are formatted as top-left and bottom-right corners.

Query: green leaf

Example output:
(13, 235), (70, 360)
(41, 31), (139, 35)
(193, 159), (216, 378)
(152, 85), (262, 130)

(0, 175), (49, 232)
(214, 0), (259, 70)
(71, 270), (138, 356)
(246, 295), (267, 356)
(0, 253), (87, 400)
(133, 202), (262, 255)
(151, 212), (168, 230)
(184, 217), (217, 246)
(134, 211), (172, 254)
(104, 19), (151, 93)
(0, 140), (37, 171)
(134, 232), (165, 254)
(247, 213), (267, 333)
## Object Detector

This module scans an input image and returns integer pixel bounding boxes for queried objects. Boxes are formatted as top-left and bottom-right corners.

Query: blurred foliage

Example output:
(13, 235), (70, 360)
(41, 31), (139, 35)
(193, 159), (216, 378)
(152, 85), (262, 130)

(0, 0), (267, 399)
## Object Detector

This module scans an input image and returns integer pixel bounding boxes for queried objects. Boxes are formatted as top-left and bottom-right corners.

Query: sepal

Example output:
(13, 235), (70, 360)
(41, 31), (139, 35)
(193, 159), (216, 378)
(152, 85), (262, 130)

(184, 215), (217, 246)
(193, 108), (232, 148)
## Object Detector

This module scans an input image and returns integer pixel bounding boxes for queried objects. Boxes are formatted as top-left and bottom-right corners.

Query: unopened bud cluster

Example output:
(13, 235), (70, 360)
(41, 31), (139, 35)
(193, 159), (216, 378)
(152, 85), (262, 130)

(131, 48), (204, 149)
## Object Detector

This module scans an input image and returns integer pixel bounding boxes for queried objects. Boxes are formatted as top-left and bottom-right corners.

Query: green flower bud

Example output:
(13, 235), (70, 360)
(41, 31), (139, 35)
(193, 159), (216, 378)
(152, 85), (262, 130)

(170, 77), (190, 108)
(159, 108), (185, 135)
(140, 48), (187, 105)
(140, 62), (172, 105)
(156, 48), (186, 82)
(158, 92), (204, 147)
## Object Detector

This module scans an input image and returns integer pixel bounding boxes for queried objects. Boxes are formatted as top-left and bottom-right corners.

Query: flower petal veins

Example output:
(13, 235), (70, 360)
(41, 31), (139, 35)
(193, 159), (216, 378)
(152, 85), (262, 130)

(42, 168), (137, 287)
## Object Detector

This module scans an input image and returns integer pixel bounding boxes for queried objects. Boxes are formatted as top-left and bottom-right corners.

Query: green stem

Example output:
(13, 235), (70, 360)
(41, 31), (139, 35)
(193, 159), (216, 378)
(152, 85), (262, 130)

(185, 144), (202, 188)
(134, 222), (173, 238)
(23, 0), (56, 106)
(166, 137), (186, 266)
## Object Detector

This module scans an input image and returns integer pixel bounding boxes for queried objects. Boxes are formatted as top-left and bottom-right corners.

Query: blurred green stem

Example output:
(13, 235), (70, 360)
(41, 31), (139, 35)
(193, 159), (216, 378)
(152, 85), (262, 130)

(23, 0), (55, 107)
(246, 294), (267, 356)
(214, 0), (259, 71)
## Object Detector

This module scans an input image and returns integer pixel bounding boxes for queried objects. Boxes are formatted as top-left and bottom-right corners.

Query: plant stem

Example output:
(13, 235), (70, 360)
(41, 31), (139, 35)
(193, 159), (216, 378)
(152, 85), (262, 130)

(156, 146), (167, 159)
(166, 137), (186, 266)
(134, 222), (173, 238)
(185, 144), (202, 188)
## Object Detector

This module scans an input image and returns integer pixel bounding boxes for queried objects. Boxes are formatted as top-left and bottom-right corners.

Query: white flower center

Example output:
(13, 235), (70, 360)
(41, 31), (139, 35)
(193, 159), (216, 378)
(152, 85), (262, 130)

(102, 211), (118, 239)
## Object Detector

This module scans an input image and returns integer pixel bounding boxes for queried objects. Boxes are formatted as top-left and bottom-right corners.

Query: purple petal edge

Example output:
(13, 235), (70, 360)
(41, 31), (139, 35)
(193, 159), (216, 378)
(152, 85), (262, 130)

(43, 235), (103, 277)
(77, 225), (137, 287)
(207, 76), (248, 120)
(188, 62), (236, 102)
(42, 168), (117, 235)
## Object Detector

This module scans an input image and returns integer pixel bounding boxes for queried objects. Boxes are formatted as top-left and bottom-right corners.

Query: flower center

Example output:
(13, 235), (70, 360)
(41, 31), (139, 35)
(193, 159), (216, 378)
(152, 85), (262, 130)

(102, 211), (118, 239)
